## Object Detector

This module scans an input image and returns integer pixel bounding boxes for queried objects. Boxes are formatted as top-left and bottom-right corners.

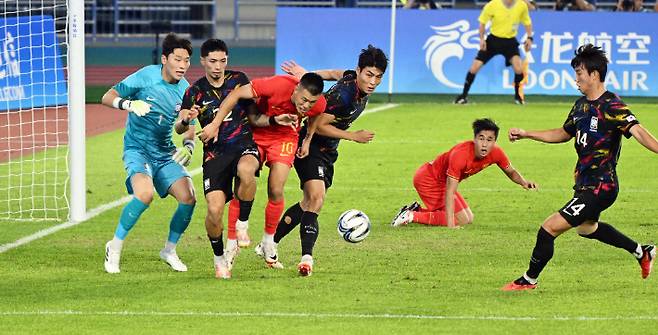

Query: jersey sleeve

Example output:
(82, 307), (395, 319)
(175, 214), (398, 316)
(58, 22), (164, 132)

(250, 76), (281, 99)
(493, 147), (511, 169)
(306, 95), (327, 117)
(608, 101), (640, 139)
(478, 3), (493, 25)
(446, 150), (467, 180)
(562, 104), (578, 137)
(113, 69), (147, 98)
(235, 72), (256, 110)
(520, 3), (532, 25)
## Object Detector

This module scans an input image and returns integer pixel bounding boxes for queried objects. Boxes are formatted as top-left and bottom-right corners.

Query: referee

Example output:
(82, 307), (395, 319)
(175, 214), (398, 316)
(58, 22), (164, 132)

(455, 0), (533, 105)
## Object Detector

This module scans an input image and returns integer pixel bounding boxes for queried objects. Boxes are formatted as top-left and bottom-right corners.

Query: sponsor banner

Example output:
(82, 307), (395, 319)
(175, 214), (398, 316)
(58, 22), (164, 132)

(1, 16), (67, 111)
(276, 8), (657, 96)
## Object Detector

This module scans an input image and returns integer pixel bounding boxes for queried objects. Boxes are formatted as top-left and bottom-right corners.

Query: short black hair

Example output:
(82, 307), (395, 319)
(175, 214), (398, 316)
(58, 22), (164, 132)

(162, 32), (192, 58)
(201, 39), (228, 57)
(299, 72), (324, 96)
(571, 44), (608, 82)
(358, 45), (388, 73)
(472, 118), (499, 139)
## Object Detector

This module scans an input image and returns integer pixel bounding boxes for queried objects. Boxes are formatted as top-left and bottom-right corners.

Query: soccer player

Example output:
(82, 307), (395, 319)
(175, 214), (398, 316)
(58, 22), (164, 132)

(199, 72), (327, 269)
(272, 45), (388, 276)
(391, 118), (536, 228)
(454, 0), (533, 105)
(503, 44), (658, 291)
(101, 33), (196, 274)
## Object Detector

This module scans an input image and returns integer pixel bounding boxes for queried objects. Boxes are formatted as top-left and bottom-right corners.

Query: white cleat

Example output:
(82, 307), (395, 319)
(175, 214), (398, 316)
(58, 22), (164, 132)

(224, 244), (240, 271)
(214, 259), (231, 279)
(159, 249), (188, 272)
(391, 206), (413, 227)
(255, 242), (284, 269)
(297, 254), (314, 277)
(104, 241), (121, 274)
(236, 220), (251, 248)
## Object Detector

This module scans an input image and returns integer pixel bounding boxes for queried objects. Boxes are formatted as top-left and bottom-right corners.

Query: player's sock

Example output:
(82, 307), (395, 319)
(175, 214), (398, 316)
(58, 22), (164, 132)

(239, 199), (254, 221)
(412, 210), (447, 226)
(114, 197), (149, 240)
(579, 222), (640, 256)
(274, 202), (304, 243)
(163, 241), (177, 253)
(514, 73), (524, 98)
(265, 199), (285, 235)
(462, 71), (476, 97)
(526, 226), (556, 279)
(208, 234), (224, 261)
(167, 203), (195, 244)
(226, 238), (238, 251)
(300, 211), (319, 256)
(227, 198), (239, 240)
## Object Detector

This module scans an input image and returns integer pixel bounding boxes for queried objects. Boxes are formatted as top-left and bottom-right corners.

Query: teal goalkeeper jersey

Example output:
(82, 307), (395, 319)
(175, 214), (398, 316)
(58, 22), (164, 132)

(114, 65), (189, 161)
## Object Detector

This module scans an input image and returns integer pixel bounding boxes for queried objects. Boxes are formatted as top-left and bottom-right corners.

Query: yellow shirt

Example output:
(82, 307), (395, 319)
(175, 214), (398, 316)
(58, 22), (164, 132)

(478, 0), (531, 39)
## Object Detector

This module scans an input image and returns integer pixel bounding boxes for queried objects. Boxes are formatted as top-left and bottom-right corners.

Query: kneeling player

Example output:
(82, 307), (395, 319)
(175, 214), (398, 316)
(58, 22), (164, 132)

(392, 118), (537, 228)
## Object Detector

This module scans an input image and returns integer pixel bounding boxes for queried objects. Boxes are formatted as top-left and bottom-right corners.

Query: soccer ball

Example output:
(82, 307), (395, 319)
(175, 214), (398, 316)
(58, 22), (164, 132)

(337, 209), (371, 243)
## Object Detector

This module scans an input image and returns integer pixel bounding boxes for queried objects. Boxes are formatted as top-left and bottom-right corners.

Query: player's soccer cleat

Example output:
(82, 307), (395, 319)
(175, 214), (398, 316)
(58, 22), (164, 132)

(104, 241), (121, 274)
(407, 201), (421, 212)
(236, 220), (251, 248)
(159, 249), (188, 272)
(214, 259), (231, 279)
(502, 276), (537, 291)
(391, 206), (413, 227)
(454, 95), (468, 104)
(255, 242), (284, 269)
(514, 95), (526, 105)
(639, 244), (656, 279)
(224, 244), (240, 271)
(297, 255), (314, 277)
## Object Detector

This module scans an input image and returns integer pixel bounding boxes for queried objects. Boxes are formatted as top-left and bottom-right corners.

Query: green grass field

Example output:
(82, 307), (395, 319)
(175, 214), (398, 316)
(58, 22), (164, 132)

(2, 99), (658, 334)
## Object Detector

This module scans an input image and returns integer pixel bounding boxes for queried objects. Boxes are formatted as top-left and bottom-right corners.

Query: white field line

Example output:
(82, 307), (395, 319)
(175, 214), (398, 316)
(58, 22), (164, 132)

(0, 310), (657, 321)
(0, 104), (402, 255)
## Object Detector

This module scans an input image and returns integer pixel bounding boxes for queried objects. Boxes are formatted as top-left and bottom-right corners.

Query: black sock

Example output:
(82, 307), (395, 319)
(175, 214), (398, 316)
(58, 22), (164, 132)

(579, 222), (638, 255)
(462, 72), (476, 97)
(274, 203), (304, 243)
(300, 211), (319, 256)
(208, 234), (224, 257)
(514, 73), (523, 97)
(238, 199), (254, 222)
(526, 227), (556, 279)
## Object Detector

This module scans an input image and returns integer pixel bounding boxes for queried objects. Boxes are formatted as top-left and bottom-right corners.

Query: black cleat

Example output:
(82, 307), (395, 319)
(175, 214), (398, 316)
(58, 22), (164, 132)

(454, 95), (468, 104)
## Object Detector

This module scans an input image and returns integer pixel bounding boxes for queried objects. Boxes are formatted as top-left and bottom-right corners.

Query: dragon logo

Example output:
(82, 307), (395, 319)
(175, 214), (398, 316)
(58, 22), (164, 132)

(423, 20), (480, 88)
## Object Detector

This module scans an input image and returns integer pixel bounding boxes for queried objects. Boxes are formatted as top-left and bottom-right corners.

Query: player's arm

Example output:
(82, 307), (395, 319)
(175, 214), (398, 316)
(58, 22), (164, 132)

(247, 109), (299, 128)
(280, 60), (344, 81)
(444, 176), (460, 228)
(502, 164), (537, 190)
(523, 24), (533, 52)
(175, 105), (200, 135)
(478, 23), (487, 51)
(198, 84), (254, 143)
(509, 127), (571, 144)
(101, 88), (151, 117)
(315, 114), (374, 143)
(630, 124), (658, 154)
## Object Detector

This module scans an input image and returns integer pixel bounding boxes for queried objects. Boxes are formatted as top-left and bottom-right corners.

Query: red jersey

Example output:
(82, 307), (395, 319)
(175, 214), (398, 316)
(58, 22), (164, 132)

(428, 141), (510, 184)
(250, 75), (327, 139)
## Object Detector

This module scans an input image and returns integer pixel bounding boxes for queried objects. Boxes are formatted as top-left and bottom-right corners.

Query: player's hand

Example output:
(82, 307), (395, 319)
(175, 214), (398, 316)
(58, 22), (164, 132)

(186, 105), (200, 121)
(280, 60), (307, 79)
(274, 113), (299, 127)
(524, 39), (532, 52)
(508, 128), (526, 142)
(522, 180), (538, 190)
(479, 39), (487, 51)
(351, 130), (375, 143)
(198, 123), (219, 144)
(173, 139), (195, 167)
(296, 138), (311, 159)
(128, 100), (151, 117)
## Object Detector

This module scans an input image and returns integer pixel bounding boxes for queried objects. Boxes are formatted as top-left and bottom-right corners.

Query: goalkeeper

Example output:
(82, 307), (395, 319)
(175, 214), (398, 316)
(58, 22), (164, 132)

(100, 33), (197, 274)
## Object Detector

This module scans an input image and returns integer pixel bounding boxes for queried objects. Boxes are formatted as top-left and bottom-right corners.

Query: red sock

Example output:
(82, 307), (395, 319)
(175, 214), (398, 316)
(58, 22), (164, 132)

(412, 210), (447, 226)
(265, 199), (285, 235)
(227, 198), (239, 240)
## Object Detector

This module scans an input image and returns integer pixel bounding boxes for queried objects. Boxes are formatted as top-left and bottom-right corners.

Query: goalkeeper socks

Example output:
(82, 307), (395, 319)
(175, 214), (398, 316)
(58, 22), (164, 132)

(264, 199), (285, 235)
(239, 199), (254, 221)
(514, 73), (524, 97)
(462, 71), (476, 96)
(300, 211), (319, 256)
(274, 202), (304, 243)
(579, 222), (639, 255)
(526, 227), (556, 279)
(167, 203), (195, 244)
(114, 197), (149, 240)
(227, 199), (239, 240)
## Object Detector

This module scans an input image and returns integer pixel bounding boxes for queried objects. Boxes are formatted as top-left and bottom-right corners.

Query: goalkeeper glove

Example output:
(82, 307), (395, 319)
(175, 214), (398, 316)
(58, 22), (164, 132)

(173, 139), (195, 167)
(113, 97), (151, 116)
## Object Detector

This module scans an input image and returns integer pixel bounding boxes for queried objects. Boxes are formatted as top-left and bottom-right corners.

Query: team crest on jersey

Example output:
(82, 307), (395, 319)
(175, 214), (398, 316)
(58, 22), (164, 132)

(590, 116), (598, 132)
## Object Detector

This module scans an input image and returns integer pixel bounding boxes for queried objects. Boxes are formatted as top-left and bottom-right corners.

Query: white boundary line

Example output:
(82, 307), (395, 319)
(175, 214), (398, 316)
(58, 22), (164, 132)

(0, 104), (402, 255)
(1, 310), (657, 321)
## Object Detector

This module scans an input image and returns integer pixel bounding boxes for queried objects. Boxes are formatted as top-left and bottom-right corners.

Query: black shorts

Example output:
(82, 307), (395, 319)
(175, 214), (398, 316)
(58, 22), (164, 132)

(476, 35), (520, 67)
(558, 189), (618, 226)
(202, 144), (260, 199)
(294, 144), (338, 190)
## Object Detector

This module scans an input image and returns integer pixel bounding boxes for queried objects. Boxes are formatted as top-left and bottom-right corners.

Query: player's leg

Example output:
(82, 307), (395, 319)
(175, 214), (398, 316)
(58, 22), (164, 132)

(509, 54), (525, 104)
(392, 164), (440, 226)
(231, 152), (260, 249)
(455, 59), (484, 104)
(255, 161), (291, 268)
(228, 145), (266, 248)
(104, 150), (154, 274)
(453, 192), (472, 226)
(296, 179), (326, 276)
(411, 193), (467, 227)
(159, 175), (196, 272)
(204, 190), (231, 279)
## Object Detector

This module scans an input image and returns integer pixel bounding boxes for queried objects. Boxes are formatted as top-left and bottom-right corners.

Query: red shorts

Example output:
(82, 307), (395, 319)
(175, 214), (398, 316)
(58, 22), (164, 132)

(254, 134), (298, 167)
(413, 163), (468, 212)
